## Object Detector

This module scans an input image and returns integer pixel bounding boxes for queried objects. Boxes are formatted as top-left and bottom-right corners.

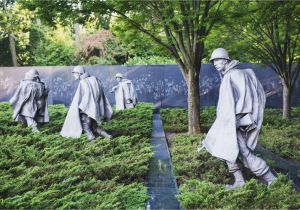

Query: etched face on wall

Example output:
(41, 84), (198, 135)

(213, 59), (228, 72)
(72, 72), (80, 80)
(116, 77), (122, 82)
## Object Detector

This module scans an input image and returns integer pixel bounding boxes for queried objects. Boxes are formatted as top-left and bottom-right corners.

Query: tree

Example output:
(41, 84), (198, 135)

(111, 19), (171, 59)
(30, 24), (78, 66)
(22, 0), (223, 134)
(1, 0), (18, 66)
(230, 1), (300, 120)
(107, 1), (225, 134)
(0, 0), (33, 66)
(76, 29), (127, 65)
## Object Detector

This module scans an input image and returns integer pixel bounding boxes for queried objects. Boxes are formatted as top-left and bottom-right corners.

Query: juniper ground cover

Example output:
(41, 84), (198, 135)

(161, 107), (300, 209)
(160, 107), (300, 162)
(0, 102), (153, 209)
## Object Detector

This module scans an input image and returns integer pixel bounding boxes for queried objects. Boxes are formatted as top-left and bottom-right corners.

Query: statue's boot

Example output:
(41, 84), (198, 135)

(96, 128), (112, 139)
(31, 125), (39, 132)
(82, 122), (96, 141)
(25, 117), (39, 132)
(261, 170), (277, 186)
(80, 114), (96, 141)
(87, 133), (96, 141)
(225, 170), (245, 190)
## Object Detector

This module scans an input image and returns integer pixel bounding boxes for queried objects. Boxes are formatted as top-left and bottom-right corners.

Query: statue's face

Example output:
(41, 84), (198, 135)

(72, 72), (80, 80)
(213, 59), (227, 72)
(116, 77), (122, 82)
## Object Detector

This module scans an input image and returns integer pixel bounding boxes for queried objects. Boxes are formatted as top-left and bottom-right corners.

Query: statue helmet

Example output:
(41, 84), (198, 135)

(115, 73), (123, 78)
(25, 68), (39, 80)
(209, 48), (230, 62)
(72, 66), (85, 74)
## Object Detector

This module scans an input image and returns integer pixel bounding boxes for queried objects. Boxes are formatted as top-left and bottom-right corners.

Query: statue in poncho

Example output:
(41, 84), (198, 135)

(111, 73), (137, 110)
(60, 66), (113, 141)
(9, 69), (49, 132)
(201, 48), (276, 189)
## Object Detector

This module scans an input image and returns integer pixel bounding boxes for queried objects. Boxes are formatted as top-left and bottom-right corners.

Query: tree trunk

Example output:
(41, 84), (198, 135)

(187, 69), (201, 134)
(282, 82), (292, 120)
(8, 34), (18, 66)
(3, 0), (18, 66)
(74, 23), (81, 47)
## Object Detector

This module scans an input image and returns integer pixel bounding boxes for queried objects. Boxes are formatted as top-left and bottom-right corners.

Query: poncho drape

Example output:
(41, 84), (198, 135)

(114, 79), (137, 110)
(203, 60), (266, 162)
(9, 79), (49, 123)
(60, 74), (112, 138)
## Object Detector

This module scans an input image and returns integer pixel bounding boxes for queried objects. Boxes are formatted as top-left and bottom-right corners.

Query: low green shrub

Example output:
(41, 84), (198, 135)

(168, 134), (300, 209)
(168, 134), (229, 185)
(161, 106), (300, 162)
(163, 107), (300, 209)
(0, 102), (153, 209)
(259, 107), (300, 161)
(260, 125), (300, 162)
(102, 103), (153, 138)
(125, 55), (176, 65)
(178, 175), (300, 209)
(263, 108), (300, 128)
(160, 106), (216, 133)
(160, 108), (188, 133)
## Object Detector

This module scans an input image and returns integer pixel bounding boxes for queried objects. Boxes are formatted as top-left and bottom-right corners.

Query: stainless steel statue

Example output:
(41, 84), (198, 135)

(202, 48), (277, 189)
(9, 69), (49, 132)
(111, 73), (137, 110)
(60, 66), (113, 141)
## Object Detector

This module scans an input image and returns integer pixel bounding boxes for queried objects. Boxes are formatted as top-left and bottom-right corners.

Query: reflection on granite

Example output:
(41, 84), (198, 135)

(1, 64), (299, 108)
(147, 113), (181, 209)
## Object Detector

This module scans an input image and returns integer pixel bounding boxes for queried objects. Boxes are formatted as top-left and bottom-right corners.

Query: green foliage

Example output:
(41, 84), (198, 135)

(168, 134), (229, 185)
(126, 56), (176, 65)
(163, 106), (300, 209)
(263, 108), (300, 128)
(205, 24), (254, 63)
(0, 2), (34, 66)
(32, 39), (77, 66)
(0, 2), (32, 42)
(76, 29), (128, 65)
(102, 103), (153, 138)
(178, 176), (300, 209)
(30, 25), (79, 66)
(160, 106), (216, 133)
(260, 108), (300, 162)
(160, 108), (188, 133)
(0, 102), (153, 208)
(161, 106), (300, 162)
(111, 20), (171, 59)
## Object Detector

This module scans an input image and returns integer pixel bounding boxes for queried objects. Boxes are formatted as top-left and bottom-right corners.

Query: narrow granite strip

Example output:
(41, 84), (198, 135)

(255, 145), (300, 190)
(147, 113), (181, 210)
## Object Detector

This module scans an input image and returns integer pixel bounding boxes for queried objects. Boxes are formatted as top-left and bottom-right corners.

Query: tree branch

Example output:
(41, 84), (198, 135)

(106, 4), (171, 54)
(180, 1), (192, 54)
(151, 1), (187, 76)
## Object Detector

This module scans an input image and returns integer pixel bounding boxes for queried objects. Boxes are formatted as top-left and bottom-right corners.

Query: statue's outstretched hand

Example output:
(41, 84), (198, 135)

(110, 87), (117, 93)
(197, 144), (205, 153)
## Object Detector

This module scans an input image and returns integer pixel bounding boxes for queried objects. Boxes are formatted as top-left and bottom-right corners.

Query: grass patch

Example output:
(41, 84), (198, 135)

(0, 102), (153, 209)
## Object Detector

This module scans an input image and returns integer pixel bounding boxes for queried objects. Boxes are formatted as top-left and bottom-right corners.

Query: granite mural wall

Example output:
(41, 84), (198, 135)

(0, 64), (299, 108)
